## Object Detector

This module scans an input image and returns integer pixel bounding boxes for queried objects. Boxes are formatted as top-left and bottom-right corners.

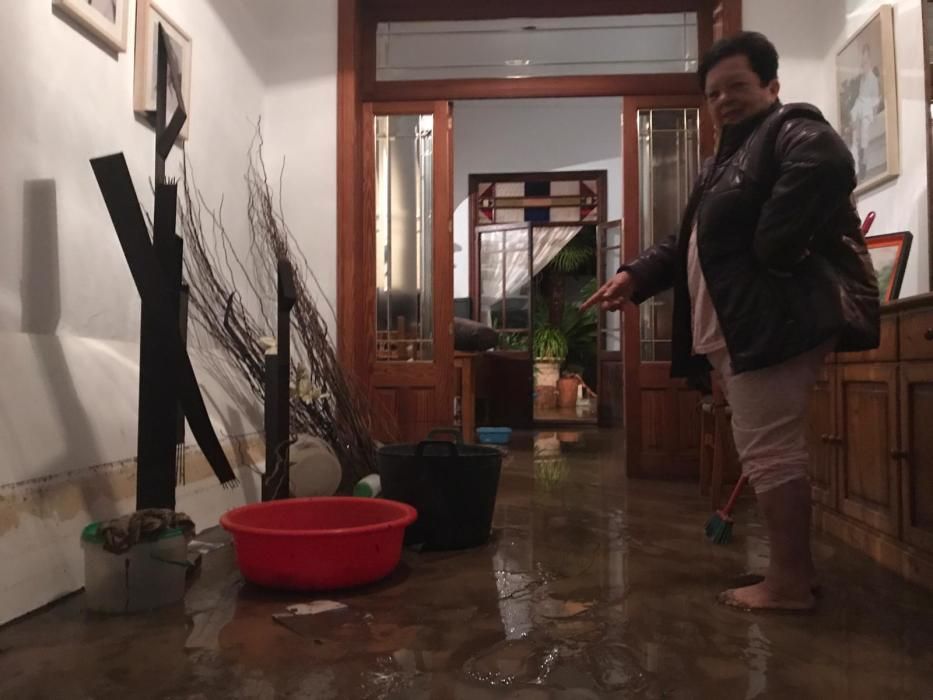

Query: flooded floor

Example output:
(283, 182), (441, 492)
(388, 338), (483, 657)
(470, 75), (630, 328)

(2, 431), (933, 699)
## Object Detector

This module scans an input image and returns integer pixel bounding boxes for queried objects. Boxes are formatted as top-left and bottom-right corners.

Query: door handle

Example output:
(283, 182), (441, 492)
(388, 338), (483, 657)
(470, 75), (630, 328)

(820, 434), (831, 443)
(924, 328), (933, 341)
(891, 450), (909, 460)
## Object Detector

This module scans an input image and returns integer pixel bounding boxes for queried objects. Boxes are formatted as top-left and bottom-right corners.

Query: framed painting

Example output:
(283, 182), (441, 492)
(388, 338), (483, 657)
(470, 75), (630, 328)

(133, 0), (192, 140)
(54, 0), (130, 53)
(836, 4), (899, 195)
(866, 231), (912, 303)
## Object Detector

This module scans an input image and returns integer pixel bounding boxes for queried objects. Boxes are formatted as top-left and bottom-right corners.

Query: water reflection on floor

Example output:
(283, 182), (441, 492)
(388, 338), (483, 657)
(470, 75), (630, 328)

(2, 430), (932, 699)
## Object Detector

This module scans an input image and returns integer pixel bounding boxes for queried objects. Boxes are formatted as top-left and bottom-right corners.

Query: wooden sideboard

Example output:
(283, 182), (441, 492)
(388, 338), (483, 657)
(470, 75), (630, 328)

(809, 293), (933, 591)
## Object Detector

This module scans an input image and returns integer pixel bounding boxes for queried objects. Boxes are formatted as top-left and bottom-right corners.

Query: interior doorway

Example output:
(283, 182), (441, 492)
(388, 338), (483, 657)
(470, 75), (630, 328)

(467, 170), (607, 427)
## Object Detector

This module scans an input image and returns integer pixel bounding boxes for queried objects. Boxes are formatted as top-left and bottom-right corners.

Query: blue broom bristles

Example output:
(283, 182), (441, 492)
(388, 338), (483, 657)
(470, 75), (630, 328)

(705, 510), (735, 544)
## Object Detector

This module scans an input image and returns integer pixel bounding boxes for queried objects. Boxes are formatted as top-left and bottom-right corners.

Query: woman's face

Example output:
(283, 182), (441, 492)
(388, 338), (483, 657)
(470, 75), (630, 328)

(704, 54), (780, 128)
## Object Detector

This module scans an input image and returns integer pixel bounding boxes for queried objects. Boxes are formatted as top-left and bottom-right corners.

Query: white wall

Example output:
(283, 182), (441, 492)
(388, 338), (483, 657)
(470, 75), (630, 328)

(744, 0), (846, 108)
(0, 0), (326, 623)
(452, 98), (622, 298)
(840, 0), (930, 296)
(261, 0), (340, 338)
(745, 0), (931, 296)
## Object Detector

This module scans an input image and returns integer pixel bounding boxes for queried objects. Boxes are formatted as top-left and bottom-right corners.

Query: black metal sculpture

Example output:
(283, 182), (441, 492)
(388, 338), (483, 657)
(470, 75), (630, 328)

(91, 26), (236, 509)
(262, 259), (297, 501)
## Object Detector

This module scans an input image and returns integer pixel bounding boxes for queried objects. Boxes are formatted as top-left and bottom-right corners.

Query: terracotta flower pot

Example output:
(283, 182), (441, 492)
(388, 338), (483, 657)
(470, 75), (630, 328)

(557, 376), (580, 408)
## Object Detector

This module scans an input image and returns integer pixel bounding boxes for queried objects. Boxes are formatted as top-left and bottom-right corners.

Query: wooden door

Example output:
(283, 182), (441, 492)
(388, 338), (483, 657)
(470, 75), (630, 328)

(597, 219), (624, 427)
(808, 364), (837, 508)
(900, 363), (933, 553)
(474, 222), (534, 429)
(364, 101), (454, 442)
(837, 364), (900, 536)
(621, 95), (712, 478)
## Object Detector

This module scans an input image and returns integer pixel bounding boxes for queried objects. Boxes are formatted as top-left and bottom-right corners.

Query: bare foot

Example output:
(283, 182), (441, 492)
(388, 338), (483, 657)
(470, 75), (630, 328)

(718, 581), (816, 612)
(733, 573), (822, 596)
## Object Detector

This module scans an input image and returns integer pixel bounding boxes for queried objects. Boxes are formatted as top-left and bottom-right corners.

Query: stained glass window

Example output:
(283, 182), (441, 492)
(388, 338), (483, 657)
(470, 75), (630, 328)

(476, 179), (599, 225)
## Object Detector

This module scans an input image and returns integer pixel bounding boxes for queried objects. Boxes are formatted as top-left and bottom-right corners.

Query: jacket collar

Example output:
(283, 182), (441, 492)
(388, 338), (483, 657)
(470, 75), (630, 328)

(716, 100), (782, 162)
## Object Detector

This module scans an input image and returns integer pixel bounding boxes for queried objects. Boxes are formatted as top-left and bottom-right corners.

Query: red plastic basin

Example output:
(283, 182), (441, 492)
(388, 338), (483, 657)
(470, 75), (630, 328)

(220, 497), (417, 591)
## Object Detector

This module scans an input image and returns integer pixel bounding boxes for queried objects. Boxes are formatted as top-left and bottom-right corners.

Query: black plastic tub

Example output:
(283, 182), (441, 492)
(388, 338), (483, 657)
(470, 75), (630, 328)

(377, 429), (503, 550)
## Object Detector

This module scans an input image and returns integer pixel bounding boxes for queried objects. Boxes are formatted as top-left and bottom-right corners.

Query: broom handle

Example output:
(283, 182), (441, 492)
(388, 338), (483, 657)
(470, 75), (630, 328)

(720, 474), (748, 516)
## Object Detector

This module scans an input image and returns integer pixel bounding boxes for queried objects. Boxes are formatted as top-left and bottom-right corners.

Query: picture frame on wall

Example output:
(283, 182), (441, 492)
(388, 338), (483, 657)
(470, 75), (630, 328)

(866, 231), (912, 303)
(54, 0), (130, 53)
(836, 4), (899, 195)
(133, 0), (192, 140)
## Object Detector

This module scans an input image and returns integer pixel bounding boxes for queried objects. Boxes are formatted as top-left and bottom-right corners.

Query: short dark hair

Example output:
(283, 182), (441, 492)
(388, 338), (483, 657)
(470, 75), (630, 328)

(698, 31), (779, 91)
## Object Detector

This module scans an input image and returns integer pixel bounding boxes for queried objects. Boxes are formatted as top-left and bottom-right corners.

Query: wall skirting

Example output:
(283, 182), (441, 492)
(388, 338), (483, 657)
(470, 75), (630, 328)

(0, 434), (264, 626)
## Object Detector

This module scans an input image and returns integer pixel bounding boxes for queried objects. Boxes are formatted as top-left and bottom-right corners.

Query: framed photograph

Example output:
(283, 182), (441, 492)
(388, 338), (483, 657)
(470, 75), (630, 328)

(54, 0), (130, 53)
(836, 4), (899, 195)
(866, 231), (912, 303)
(133, 0), (192, 140)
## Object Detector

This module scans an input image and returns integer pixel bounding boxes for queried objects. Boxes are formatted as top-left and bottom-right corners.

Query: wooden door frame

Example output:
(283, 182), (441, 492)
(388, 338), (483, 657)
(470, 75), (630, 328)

(338, 0), (741, 394)
(597, 218), (625, 427)
(621, 94), (712, 476)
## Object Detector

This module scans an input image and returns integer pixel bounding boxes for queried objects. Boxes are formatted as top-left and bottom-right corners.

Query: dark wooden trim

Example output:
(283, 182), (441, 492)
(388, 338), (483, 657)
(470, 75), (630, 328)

(364, 0), (704, 23)
(360, 12), (378, 106)
(360, 102), (377, 375)
(597, 168), (607, 230)
(924, 0), (933, 292)
(884, 291), (933, 314)
(434, 99), (456, 428)
(697, 0), (714, 56)
(472, 170), (608, 184)
(367, 73), (701, 102)
(622, 96), (641, 476)
(712, 0), (742, 40)
(468, 174), (478, 315)
(369, 100), (440, 114)
(337, 0), (364, 378)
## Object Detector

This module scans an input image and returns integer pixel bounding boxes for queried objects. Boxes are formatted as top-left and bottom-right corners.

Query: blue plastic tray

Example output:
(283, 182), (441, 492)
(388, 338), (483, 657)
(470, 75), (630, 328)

(476, 427), (512, 445)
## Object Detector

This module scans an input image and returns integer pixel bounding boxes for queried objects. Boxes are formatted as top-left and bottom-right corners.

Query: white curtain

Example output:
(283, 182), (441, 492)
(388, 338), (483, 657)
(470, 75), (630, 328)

(478, 226), (583, 325)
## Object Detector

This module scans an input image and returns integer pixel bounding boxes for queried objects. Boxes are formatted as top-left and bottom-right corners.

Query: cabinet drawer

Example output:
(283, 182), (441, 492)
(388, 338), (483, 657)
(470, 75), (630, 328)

(838, 315), (897, 363)
(900, 308), (933, 361)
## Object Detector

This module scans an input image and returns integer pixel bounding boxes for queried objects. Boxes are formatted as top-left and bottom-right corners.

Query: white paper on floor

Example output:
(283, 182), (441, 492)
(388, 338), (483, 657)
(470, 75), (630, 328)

(273, 601), (347, 619)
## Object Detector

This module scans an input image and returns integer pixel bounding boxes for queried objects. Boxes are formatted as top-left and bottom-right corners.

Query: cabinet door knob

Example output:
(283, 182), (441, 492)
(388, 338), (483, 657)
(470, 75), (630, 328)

(820, 434), (831, 443)
(891, 450), (910, 460)
(924, 328), (933, 341)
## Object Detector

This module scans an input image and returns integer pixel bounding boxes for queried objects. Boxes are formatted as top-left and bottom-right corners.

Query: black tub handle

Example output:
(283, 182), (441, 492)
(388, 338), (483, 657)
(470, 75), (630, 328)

(415, 440), (460, 458)
(426, 427), (463, 444)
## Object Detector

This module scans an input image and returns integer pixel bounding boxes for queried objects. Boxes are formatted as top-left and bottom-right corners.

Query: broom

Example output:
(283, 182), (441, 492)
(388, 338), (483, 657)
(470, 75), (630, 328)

(705, 474), (748, 544)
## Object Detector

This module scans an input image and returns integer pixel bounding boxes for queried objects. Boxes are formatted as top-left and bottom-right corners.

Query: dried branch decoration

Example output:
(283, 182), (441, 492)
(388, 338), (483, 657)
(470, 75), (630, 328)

(178, 124), (391, 492)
